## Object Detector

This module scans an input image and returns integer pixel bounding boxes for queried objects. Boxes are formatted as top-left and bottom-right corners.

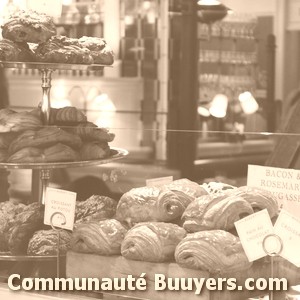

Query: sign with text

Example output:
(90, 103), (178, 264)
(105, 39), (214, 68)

(44, 187), (76, 231)
(146, 176), (173, 187)
(247, 165), (300, 218)
(234, 209), (274, 262)
(274, 209), (300, 267)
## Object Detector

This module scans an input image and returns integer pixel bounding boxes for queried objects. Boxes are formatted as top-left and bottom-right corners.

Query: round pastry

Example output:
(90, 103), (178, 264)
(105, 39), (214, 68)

(27, 229), (72, 256)
(80, 141), (110, 160)
(78, 36), (114, 65)
(0, 39), (34, 62)
(35, 36), (93, 64)
(1, 10), (56, 43)
(8, 127), (82, 154)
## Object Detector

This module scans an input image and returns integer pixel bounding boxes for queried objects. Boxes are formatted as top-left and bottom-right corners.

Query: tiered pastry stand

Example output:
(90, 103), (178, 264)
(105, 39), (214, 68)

(0, 61), (128, 280)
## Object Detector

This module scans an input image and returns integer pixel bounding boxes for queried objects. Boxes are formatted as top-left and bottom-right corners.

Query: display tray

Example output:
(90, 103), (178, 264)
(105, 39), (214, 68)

(67, 252), (298, 300)
(0, 147), (128, 169)
(0, 61), (112, 71)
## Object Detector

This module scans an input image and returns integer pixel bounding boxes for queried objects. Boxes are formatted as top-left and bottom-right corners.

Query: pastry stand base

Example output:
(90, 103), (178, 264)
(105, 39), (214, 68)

(67, 251), (300, 300)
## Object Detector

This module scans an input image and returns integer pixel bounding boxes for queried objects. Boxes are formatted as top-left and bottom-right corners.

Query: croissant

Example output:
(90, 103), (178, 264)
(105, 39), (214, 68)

(0, 110), (42, 133)
(175, 230), (252, 274)
(67, 122), (115, 142)
(182, 194), (254, 232)
(8, 147), (44, 163)
(80, 141), (110, 160)
(121, 222), (186, 262)
(50, 107), (87, 124)
(44, 143), (80, 162)
(226, 186), (278, 218)
(0, 132), (18, 149)
(8, 127), (82, 154)
(116, 186), (187, 227)
(71, 219), (127, 255)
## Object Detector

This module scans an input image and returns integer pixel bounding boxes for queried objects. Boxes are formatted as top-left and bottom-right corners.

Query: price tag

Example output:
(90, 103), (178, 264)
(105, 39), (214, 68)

(25, 0), (62, 17)
(247, 164), (300, 218)
(146, 176), (173, 187)
(234, 209), (274, 262)
(44, 187), (76, 231)
(274, 209), (300, 267)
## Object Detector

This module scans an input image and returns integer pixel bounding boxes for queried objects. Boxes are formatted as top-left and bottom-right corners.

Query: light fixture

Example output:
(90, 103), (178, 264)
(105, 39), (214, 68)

(238, 91), (259, 115)
(209, 94), (228, 118)
(197, 1), (231, 24)
(197, 102), (211, 117)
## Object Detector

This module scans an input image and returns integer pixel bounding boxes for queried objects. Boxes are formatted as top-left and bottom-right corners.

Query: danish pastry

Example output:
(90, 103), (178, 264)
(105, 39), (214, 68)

(78, 36), (114, 65)
(35, 35), (93, 64)
(121, 222), (186, 262)
(1, 10), (56, 43)
(175, 230), (252, 274)
(71, 219), (127, 255)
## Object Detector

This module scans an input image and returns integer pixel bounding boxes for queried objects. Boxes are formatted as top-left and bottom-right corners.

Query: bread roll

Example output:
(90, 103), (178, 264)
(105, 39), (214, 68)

(175, 230), (252, 274)
(121, 222), (186, 262)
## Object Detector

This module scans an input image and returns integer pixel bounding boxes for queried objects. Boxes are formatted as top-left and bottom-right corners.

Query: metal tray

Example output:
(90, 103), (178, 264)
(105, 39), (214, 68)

(0, 147), (128, 169)
(0, 61), (112, 71)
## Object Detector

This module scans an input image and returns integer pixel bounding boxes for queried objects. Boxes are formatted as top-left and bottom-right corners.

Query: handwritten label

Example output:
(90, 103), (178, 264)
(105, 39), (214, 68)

(247, 165), (300, 218)
(274, 209), (300, 267)
(146, 176), (173, 187)
(234, 209), (274, 262)
(44, 187), (76, 231)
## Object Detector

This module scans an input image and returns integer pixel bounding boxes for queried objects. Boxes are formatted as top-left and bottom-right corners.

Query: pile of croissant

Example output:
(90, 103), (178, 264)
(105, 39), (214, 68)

(0, 107), (115, 163)
(69, 179), (279, 275)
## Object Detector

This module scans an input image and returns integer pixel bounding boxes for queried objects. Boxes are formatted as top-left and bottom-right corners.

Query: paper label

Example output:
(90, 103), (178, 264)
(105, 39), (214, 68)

(274, 209), (300, 267)
(234, 209), (274, 262)
(146, 176), (173, 187)
(44, 187), (76, 231)
(247, 164), (300, 218)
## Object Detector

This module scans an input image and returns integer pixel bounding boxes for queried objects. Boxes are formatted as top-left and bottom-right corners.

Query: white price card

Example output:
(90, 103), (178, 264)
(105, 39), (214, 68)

(44, 187), (76, 231)
(274, 209), (300, 267)
(234, 209), (274, 262)
(247, 164), (300, 218)
(146, 176), (173, 187)
(25, 0), (62, 17)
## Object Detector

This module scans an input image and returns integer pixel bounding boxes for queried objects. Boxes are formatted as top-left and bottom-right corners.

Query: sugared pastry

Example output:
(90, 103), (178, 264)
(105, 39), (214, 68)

(121, 222), (186, 262)
(175, 230), (252, 274)
(50, 106), (87, 124)
(1, 10), (56, 43)
(116, 186), (185, 227)
(182, 194), (254, 232)
(80, 141), (110, 160)
(8, 127), (82, 154)
(27, 229), (71, 255)
(0, 39), (34, 62)
(35, 35), (93, 64)
(75, 195), (118, 223)
(78, 36), (114, 65)
(71, 219), (127, 255)
(0, 109), (42, 133)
